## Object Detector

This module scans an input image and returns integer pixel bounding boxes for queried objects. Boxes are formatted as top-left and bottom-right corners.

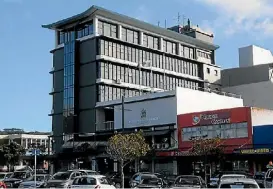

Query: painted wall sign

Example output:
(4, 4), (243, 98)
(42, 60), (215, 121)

(192, 112), (231, 126)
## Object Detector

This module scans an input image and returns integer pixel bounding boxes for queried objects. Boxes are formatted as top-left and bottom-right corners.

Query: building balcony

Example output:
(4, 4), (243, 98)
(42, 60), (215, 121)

(95, 121), (114, 132)
(49, 67), (55, 74)
(49, 88), (55, 95)
(48, 109), (54, 116)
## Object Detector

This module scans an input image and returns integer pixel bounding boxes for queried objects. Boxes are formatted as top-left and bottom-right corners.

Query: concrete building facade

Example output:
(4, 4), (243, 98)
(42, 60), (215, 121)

(222, 45), (273, 110)
(43, 5), (223, 153)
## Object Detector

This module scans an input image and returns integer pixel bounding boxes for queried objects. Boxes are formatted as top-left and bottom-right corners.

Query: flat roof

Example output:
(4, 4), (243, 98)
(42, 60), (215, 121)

(42, 5), (219, 51)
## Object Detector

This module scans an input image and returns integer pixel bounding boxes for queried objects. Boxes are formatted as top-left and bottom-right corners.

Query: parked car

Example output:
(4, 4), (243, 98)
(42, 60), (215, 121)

(254, 172), (265, 188)
(218, 178), (259, 188)
(71, 175), (115, 189)
(135, 178), (165, 189)
(106, 172), (134, 188)
(68, 169), (99, 176)
(45, 170), (84, 188)
(3, 171), (33, 188)
(172, 175), (206, 188)
(18, 174), (50, 188)
(0, 173), (12, 181)
(129, 173), (158, 188)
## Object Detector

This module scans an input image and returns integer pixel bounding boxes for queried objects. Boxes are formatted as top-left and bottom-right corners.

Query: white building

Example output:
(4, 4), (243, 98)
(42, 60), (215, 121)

(222, 45), (273, 110)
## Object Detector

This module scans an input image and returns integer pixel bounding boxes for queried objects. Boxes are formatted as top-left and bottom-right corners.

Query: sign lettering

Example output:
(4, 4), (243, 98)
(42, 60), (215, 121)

(192, 112), (231, 126)
(240, 148), (271, 154)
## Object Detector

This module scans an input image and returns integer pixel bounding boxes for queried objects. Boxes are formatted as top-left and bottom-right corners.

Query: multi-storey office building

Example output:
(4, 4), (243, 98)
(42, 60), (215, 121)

(43, 6), (221, 153)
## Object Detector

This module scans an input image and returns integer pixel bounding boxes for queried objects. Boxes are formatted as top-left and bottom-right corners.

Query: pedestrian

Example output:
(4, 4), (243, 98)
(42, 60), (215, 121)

(266, 161), (273, 169)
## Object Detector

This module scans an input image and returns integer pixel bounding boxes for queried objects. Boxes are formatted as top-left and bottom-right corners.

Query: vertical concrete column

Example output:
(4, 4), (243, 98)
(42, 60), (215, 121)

(177, 42), (180, 56)
(135, 160), (138, 172)
(118, 25), (122, 40)
(159, 37), (164, 51)
(92, 157), (96, 171)
(171, 130), (178, 148)
(139, 31), (143, 46)
(93, 17), (99, 36)
(173, 159), (178, 175)
(114, 160), (118, 172)
(152, 159), (155, 173)
(55, 30), (59, 48)
(253, 162), (256, 174)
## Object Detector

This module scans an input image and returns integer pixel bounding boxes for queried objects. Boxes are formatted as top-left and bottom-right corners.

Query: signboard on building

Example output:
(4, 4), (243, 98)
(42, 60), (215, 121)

(233, 148), (272, 154)
(114, 97), (177, 129)
(192, 112), (231, 126)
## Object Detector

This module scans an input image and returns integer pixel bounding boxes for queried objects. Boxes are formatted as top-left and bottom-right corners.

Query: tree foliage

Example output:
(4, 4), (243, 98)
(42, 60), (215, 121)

(0, 142), (26, 165)
(190, 137), (224, 156)
(107, 130), (150, 165)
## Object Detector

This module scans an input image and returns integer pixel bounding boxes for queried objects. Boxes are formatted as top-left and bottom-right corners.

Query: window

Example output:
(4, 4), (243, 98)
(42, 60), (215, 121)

(73, 177), (97, 185)
(98, 20), (117, 38)
(182, 122), (248, 141)
(143, 33), (159, 50)
(122, 27), (139, 44)
(214, 70), (218, 76)
(207, 67), (210, 74)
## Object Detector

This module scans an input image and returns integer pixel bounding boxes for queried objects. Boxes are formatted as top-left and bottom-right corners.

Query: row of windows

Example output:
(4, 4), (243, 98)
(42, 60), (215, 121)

(99, 39), (200, 77)
(98, 20), (117, 38)
(143, 33), (159, 50)
(182, 122), (248, 141)
(122, 27), (139, 44)
(197, 50), (212, 59)
(97, 85), (149, 102)
(98, 62), (200, 92)
(58, 22), (93, 45)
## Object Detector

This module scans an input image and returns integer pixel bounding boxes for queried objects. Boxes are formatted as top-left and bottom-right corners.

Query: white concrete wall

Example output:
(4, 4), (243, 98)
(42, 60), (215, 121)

(251, 107), (273, 126)
(176, 87), (243, 114)
(239, 45), (273, 68)
(202, 64), (221, 88)
(223, 81), (273, 110)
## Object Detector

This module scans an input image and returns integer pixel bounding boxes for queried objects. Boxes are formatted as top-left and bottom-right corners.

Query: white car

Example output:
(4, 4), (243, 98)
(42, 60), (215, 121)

(71, 175), (115, 189)
(218, 178), (259, 188)
(220, 174), (246, 180)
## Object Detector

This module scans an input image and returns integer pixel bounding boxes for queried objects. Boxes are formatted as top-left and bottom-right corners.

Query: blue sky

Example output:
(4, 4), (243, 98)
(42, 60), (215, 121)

(1, 0), (273, 132)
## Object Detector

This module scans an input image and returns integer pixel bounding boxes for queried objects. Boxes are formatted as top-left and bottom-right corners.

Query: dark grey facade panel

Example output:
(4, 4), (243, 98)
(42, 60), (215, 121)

(79, 109), (96, 133)
(79, 85), (97, 110)
(53, 71), (64, 91)
(53, 48), (64, 70)
(53, 92), (63, 114)
(52, 114), (64, 153)
(79, 62), (97, 87)
(79, 39), (97, 64)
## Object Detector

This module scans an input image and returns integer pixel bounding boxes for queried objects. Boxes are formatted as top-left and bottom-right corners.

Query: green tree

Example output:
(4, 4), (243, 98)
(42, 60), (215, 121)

(0, 142), (26, 170)
(190, 137), (224, 184)
(107, 131), (150, 188)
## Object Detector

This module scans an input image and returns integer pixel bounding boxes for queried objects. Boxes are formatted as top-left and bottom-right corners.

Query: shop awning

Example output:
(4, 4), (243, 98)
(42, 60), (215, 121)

(143, 130), (170, 136)
(62, 141), (108, 149)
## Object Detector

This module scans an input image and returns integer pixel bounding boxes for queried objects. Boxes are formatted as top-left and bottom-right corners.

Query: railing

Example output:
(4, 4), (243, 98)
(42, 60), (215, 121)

(95, 121), (114, 132)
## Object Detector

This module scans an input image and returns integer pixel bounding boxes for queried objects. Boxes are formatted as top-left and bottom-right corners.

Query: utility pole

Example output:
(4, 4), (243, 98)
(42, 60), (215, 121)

(121, 95), (125, 132)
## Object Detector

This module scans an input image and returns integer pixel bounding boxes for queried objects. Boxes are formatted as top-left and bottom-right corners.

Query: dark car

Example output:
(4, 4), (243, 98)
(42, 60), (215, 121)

(106, 172), (133, 188)
(3, 171), (32, 188)
(254, 172), (265, 188)
(129, 173), (158, 188)
(136, 178), (165, 189)
(18, 174), (51, 188)
(172, 175), (207, 188)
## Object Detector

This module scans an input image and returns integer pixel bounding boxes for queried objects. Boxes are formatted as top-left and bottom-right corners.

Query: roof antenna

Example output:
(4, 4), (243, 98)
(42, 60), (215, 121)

(177, 12), (181, 26)
(165, 19), (167, 28)
(157, 21), (160, 27)
(182, 14), (186, 26)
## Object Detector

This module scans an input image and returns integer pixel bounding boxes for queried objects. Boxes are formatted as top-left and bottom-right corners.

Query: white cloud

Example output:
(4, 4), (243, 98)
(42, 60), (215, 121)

(196, 0), (273, 37)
